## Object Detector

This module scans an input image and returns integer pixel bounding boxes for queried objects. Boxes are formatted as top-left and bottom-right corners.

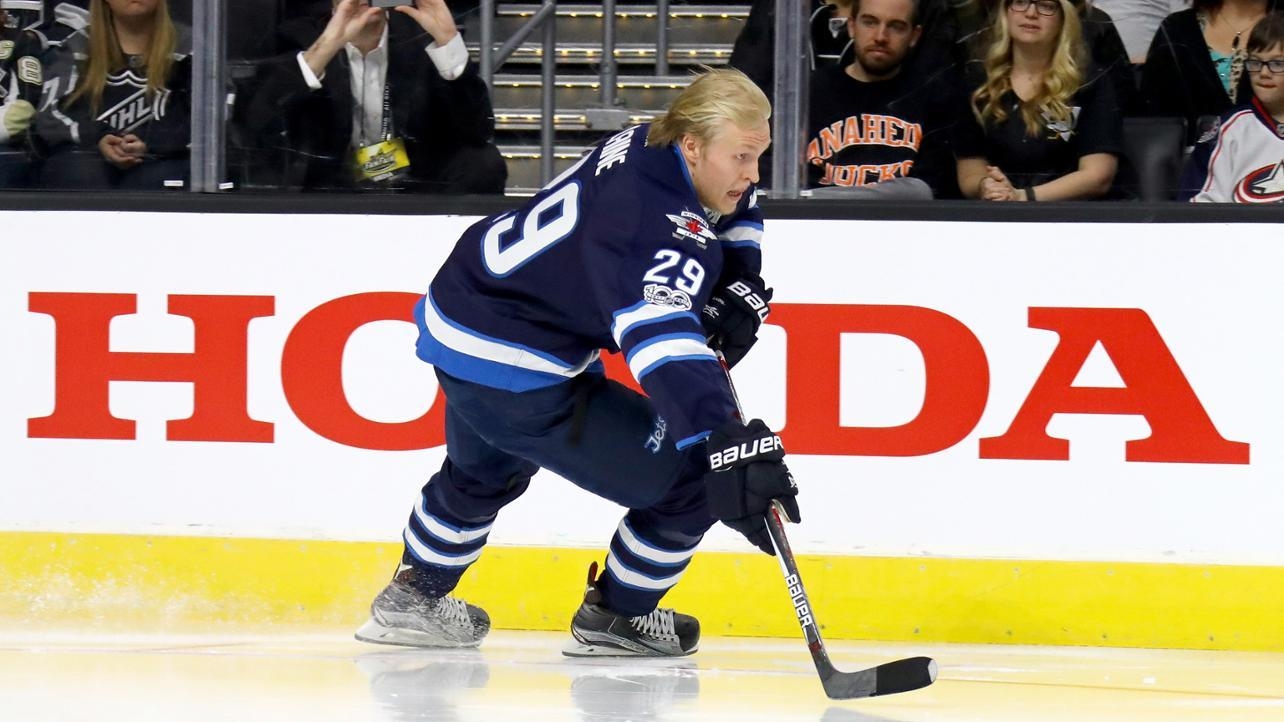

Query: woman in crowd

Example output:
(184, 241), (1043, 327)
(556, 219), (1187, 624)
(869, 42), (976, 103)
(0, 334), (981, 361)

(966, 0), (1122, 200)
(35, 0), (190, 189)
(1183, 12), (1284, 201)
(1141, 0), (1277, 143)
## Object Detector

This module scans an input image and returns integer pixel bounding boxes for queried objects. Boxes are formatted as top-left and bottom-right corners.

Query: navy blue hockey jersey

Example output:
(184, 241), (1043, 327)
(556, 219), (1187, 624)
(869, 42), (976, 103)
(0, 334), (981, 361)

(414, 123), (766, 450)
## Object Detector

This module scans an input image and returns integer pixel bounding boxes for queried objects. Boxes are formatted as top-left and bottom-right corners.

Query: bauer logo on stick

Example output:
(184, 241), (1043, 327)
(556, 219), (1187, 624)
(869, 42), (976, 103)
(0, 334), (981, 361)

(785, 574), (815, 627)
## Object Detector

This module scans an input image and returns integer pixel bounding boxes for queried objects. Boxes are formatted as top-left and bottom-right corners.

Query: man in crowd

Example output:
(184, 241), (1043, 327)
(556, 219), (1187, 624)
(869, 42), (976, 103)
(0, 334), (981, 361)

(806, 0), (987, 198)
(243, 0), (506, 193)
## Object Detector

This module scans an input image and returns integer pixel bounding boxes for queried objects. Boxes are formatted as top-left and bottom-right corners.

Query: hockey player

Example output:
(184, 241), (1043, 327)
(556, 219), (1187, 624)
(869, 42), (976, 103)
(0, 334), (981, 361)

(1184, 12), (1284, 203)
(356, 67), (801, 657)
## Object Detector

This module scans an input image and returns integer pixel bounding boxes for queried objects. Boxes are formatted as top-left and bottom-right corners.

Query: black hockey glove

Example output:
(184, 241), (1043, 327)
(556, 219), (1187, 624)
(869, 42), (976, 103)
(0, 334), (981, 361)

(701, 276), (772, 369)
(703, 418), (801, 555)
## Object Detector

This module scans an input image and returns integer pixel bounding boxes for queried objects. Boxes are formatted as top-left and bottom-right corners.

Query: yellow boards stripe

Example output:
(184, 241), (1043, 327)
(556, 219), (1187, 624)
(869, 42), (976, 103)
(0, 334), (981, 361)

(1, 532), (1281, 651)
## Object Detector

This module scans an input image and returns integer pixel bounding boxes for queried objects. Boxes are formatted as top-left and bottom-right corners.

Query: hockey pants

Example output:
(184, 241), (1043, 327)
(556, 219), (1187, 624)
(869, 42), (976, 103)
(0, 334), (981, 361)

(400, 368), (715, 617)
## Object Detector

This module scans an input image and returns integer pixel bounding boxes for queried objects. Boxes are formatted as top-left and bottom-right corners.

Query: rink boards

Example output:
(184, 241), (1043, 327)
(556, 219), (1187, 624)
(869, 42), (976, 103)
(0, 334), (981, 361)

(4, 210), (1284, 651)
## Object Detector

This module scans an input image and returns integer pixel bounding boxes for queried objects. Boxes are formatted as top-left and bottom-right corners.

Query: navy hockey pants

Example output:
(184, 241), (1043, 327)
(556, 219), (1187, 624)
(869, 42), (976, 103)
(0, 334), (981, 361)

(400, 368), (715, 617)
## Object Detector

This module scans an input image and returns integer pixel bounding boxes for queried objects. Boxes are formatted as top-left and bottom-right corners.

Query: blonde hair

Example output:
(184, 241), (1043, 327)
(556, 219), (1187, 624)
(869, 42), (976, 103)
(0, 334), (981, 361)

(66, 0), (178, 114)
(647, 67), (771, 147)
(971, 0), (1084, 137)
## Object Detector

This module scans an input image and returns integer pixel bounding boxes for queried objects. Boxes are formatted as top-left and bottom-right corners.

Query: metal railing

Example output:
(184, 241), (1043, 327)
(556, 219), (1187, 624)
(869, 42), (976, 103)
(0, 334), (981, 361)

(182, 0), (807, 193)
(190, 0), (226, 193)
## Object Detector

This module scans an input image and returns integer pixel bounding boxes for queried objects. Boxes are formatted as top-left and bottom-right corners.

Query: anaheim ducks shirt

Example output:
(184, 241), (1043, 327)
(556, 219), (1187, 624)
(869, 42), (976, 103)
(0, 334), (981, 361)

(806, 63), (983, 197)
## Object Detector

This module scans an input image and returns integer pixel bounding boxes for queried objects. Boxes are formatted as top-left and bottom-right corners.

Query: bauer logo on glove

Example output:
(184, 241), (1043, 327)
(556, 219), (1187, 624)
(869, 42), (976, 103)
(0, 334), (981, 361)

(724, 280), (769, 321)
(708, 432), (783, 470)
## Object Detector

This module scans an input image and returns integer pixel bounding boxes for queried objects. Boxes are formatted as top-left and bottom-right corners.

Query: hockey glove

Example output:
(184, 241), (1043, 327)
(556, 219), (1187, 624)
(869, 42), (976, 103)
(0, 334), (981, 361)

(703, 418), (801, 555)
(701, 276), (772, 368)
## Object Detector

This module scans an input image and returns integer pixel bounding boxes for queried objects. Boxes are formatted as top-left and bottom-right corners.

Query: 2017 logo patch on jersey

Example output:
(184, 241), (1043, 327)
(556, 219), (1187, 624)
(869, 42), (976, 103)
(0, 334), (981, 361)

(642, 283), (693, 310)
(665, 210), (717, 247)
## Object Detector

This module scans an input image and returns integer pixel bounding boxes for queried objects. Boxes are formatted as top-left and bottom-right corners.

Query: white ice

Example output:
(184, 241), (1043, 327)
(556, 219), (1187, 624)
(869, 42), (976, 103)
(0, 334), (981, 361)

(2, 629), (1283, 721)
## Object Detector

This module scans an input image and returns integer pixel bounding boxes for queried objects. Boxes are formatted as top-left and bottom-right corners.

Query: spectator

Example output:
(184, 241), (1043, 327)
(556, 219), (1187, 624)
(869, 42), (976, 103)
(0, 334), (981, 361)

(33, 0), (190, 190)
(730, 0), (970, 184)
(1183, 12), (1284, 201)
(241, 0), (505, 194)
(1141, 0), (1277, 143)
(806, 0), (988, 198)
(967, 0), (1123, 200)
(1, 3), (44, 187)
(1094, 0), (1187, 61)
(960, 0), (1140, 113)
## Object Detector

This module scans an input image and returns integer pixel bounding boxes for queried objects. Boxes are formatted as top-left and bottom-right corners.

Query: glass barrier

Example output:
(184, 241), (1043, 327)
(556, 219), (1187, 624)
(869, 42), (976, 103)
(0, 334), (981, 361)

(0, 0), (1280, 204)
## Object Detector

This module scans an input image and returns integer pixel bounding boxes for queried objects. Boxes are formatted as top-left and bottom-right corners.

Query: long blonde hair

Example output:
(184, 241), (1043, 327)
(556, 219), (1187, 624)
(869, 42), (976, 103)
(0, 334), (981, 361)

(971, 0), (1084, 137)
(65, 0), (178, 113)
(648, 67), (771, 147)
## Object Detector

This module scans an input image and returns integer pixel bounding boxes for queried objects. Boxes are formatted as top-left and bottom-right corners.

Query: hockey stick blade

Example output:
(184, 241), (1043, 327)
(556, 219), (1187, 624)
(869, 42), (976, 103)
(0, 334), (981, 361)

(714, 351), (937, 700)
(766, 502), (938, 700)
(819, 654), (938, 699)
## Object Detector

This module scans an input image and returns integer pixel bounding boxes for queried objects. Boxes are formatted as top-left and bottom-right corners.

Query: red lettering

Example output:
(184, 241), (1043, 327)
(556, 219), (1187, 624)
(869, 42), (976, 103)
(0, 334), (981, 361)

(771, 304), (990, 456)
(281, 292), (444, 451)
(979, 308), (1249, 463)
(28, 293), (274, 442)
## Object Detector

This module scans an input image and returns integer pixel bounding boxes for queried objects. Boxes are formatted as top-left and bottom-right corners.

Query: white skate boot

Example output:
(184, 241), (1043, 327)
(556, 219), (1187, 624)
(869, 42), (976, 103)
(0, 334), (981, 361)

(355, 566), (490, 648)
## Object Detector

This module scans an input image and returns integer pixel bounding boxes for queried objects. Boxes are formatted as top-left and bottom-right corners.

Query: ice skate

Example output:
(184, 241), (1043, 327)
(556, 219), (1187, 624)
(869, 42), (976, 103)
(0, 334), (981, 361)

(355, 565), (490, 648)
(563, 562), (699, 657)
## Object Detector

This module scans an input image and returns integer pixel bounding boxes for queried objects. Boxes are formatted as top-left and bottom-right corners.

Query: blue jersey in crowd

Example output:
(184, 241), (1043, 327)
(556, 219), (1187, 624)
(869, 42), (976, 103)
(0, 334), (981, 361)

(414, 123), (766, 449)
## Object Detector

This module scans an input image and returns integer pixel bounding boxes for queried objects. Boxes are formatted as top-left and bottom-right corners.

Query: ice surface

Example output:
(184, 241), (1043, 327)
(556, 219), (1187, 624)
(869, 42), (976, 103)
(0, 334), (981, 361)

(1, 629), (1282, 721)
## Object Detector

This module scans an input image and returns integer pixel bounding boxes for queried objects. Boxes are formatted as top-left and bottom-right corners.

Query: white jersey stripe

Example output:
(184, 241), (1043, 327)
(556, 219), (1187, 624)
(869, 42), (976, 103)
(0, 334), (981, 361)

(610, 302), (695, 347)
(626, 335), (715, 380)
(719, 223), (763, 246)
(605, 550), (687, 591)
(616, 519), (695, 566)
(422, 292), (597, 377)
(403, 527), (484, 567)
(413, 500), (493, 545)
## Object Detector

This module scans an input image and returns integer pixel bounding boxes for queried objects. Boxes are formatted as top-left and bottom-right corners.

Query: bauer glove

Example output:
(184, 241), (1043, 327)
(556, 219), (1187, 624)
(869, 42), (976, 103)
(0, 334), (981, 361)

(703, 418), (801, 555)
(701, 275), (771, 368)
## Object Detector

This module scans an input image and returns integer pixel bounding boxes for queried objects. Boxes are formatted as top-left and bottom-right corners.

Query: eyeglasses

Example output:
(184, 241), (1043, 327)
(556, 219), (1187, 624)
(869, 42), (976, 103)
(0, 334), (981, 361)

(1245, 58), (1284, 73)
(1008, 0), (1060, 16)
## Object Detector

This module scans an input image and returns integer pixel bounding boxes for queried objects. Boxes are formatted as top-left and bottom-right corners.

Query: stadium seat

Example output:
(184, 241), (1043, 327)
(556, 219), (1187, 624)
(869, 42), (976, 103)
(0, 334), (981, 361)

(1119, 116), (1187, 202)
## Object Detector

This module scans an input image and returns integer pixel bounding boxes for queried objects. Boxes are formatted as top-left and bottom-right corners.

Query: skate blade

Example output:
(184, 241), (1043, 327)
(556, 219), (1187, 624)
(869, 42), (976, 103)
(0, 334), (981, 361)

(354, 619), (483, 649)
(561, 640), (698, 658)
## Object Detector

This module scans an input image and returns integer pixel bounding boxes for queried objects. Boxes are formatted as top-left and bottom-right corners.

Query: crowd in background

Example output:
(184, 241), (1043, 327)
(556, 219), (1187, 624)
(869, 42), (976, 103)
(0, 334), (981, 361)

(1, 0), (1282, 201)
(731, 0), (1284, 201)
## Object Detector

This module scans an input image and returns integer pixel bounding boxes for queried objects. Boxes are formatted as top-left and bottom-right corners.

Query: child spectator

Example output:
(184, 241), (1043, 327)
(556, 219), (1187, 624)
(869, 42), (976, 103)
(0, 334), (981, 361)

(1183, 12), (1284, 201)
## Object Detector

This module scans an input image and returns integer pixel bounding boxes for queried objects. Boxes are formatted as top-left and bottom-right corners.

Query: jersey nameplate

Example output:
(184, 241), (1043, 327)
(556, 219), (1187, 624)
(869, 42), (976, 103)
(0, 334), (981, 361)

(595, 126), (637, 175)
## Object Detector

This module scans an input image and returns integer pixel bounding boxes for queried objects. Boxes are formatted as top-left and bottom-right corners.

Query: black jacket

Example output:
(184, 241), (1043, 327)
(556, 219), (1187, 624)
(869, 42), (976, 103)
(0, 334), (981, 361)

(1140, 8), (1257, 143)
(242, 12), (497, 190)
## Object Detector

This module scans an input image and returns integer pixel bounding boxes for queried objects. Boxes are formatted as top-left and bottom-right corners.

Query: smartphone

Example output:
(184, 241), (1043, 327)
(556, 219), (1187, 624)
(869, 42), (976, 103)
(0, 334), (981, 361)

(370, 0), (412, 6)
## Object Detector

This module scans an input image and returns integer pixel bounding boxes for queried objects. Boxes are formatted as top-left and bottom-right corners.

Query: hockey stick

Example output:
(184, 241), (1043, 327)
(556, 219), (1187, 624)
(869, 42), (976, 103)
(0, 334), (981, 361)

(716, 352), (937, 699)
